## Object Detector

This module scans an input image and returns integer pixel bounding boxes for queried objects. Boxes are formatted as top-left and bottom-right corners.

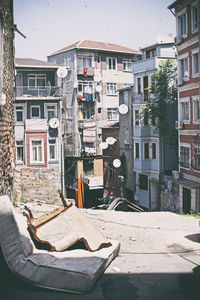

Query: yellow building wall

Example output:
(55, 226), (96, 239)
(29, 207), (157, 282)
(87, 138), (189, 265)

(94, 159), (103, 176)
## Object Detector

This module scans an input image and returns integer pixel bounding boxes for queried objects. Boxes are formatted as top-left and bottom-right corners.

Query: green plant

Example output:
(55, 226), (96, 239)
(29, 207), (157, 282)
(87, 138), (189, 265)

(20, 195), (27, 204)
(13, 189), (18, 207)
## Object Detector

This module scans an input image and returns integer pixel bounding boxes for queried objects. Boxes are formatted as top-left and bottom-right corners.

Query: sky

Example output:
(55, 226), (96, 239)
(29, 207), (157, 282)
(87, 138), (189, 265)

(14, 0), (176, 61)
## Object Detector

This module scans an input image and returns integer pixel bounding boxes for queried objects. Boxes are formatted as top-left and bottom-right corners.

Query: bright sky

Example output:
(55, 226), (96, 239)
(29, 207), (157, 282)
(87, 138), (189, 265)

(14, 0), (175, 61)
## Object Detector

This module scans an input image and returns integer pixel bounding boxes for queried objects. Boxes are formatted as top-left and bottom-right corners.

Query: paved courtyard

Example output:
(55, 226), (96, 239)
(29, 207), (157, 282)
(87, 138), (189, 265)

(1, 207), (200, 300)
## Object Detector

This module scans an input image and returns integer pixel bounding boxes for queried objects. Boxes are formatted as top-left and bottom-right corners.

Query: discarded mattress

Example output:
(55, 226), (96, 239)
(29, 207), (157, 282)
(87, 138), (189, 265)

(24, 203), (111, 252)
(0, 195), (120, 293)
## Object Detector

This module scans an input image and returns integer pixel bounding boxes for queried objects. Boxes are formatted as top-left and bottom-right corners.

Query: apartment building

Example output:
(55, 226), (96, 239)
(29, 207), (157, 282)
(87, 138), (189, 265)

(168, 0), (200, 213)
(131, 42), (177, 210)
(14, 58), (63, 175)
(48, 40), (141, 206)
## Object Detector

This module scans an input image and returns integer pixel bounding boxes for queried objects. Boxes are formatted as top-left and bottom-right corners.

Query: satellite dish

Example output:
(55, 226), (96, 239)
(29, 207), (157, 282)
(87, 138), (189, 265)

(49, 118), (59, 129)
(113, 159), (121, 168)
(100, 142), (108, 150)
(106, 137), (116, 145)
(57, 67), (68, 78)
(74, 81), (78, 88)
(96, 85), (102, 93)
(119, 104), (128, 114)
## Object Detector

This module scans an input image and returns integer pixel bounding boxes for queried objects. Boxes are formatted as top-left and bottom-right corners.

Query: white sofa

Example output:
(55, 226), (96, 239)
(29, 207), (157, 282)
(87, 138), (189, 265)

(0, 195), (120, 293)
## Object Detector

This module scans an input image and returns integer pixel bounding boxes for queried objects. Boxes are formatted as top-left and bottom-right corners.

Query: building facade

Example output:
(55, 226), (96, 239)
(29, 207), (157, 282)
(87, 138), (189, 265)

(0, 0), (15, 198)
(131, 42), (177, 210)
(169, 0), (200, 213)
(48, 40), (141, 206)
(14, 58), (63, 186)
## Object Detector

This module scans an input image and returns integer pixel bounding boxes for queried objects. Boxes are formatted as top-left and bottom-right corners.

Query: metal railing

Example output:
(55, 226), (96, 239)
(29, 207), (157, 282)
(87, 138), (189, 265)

(15, 86), (62, 98)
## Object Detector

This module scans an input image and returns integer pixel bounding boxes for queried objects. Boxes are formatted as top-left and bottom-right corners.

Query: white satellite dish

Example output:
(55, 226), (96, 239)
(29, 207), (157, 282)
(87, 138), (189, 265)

(113, 159), (121, 168)
(106, 137), (116, 145)
(100, 142), (108, 150)
(119, 104), (128, 114)
(57, 67), (68, 79)
(96, 85), (102, 93)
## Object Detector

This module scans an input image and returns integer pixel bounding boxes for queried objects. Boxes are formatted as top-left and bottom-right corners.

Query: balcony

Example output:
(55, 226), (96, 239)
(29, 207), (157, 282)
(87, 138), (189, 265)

(77, 66), (95, 77)
(133, 92), (154, 103)
(16, 86), (62, 99)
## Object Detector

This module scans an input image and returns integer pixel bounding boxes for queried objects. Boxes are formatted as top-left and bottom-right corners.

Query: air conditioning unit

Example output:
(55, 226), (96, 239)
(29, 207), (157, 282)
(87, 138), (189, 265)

(175, 121), (184, 130)
(174, 35), (183, 45)
(176, 77), (184, 86)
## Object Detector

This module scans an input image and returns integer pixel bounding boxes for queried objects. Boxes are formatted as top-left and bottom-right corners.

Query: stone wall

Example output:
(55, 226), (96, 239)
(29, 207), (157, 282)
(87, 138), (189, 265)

(0, 0), (15, 199)
(14, 168), (62, 205)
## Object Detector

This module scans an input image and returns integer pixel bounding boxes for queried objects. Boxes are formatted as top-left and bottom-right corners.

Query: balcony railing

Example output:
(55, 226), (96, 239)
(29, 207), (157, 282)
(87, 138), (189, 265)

(16, 86), (62, 98)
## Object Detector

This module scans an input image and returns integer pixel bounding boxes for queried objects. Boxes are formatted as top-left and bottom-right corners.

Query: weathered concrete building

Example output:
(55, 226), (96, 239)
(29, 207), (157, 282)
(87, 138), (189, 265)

(47, 40), (141, 206)
(0, 0), (15, 198)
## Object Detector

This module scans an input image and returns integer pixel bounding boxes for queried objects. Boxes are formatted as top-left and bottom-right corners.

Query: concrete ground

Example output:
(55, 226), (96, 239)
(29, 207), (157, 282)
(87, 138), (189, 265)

(1, 206), (200, 300)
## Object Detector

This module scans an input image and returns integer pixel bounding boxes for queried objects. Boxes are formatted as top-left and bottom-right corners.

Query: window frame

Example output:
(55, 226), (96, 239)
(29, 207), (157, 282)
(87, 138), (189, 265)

(191, 4), (199, 32)
(135, 142), (140, 159)
(107, 108), (118, 121)
(78, 56), (92, 67)
(137, 77), (142, 95)
(16, 140), (24, 163)
(144, 142), (150, 160)
(177, 11), (187, 36)
(180, 144), (190, 169)
(194, 146), (200, 171)
(30, 138), (44, 165)
(152, 143), (157, 159)
(45, 103), (57, 120)
(48, 138), (58, 161)
(134, 109), (140, 126)
(78, 81), (94, 93)
(123, 59), (132, 71)
(28, 74), (46, 90)
(31, 105), (41, 119)
(192, 96), (200, 123)
(106, 57), (117, 70)
(15, 104), (24, 122)
(106, 83), (117, 96)
(192, 49), (199, 77)
(179, 98), (190, 123)
(64, 56), (72, 68)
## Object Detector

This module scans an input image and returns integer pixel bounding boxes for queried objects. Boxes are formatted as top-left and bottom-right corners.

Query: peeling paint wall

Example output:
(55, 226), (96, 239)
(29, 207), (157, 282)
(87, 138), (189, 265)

(161, 175), (179, 212)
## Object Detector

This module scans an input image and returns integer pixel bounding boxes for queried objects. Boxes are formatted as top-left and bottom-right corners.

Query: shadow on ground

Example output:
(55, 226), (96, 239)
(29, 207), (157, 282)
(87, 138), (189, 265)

(0, 247), (199, 300)
(185, 233), (200, 243)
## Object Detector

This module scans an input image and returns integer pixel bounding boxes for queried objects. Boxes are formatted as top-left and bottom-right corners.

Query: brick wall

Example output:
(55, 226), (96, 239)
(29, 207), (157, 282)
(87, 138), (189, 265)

(0, 0), (15, 198)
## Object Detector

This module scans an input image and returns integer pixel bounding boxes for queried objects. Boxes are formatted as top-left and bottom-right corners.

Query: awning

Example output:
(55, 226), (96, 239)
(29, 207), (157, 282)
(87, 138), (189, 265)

(177, 178), (200, 189)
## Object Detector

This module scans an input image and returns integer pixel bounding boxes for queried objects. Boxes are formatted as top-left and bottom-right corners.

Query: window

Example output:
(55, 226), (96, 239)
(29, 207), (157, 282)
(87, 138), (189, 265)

(123, 59), (131, 71)
(180, 101), (189, 122)
(64, 56), (71, 68)
(66, 108), (73, 119)
(135, 109), (140, 126)
(193, 99), (200, 122)
(49, 139), (57, 160)
(143, 76), (149, 101)
(106, 57), (117, 70)
(16, 140), (23, 162)
(135, 143), (140, 159)
(78, 57), (92, 67)
(109, 164), (114, 179)
(28, 74), (46, 89)
(144, 143), (150, 159)
(193, 52), (199, 75)
(49, 59), (56, 64)
(15, 105), (24, 122)
(107, 108), (118, 120)
(79, 103), (94, 120)
(46, 105), (56, 120)
(31, 140), (44, 164)
(191, 5), (198, 31)
(194, 147), (200, 171)
(139, 174), (148, 191)
(83, 160), (94, 176)
(98, 108), (102, 114)
(180, 146), (190, 168)
(31, 105), (40, 118)
(179, 57), (189, 78)
(106, 83), (117, 95)
(137, 77), (141, 94)
(78, 81), (93, 93)
(178, 12), (187, 36)
(146, 48), (156, 59)
(152, 143), (156, 159)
